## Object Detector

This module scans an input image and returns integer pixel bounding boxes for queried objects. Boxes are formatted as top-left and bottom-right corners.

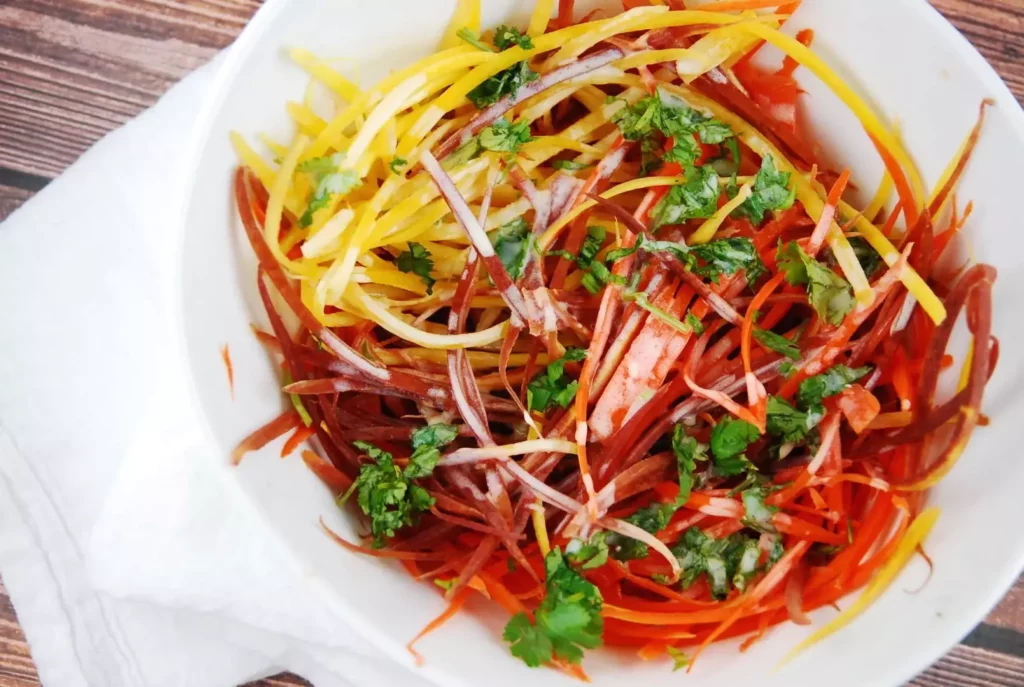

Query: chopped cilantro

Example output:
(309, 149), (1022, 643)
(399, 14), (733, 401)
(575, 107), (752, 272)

(753, 328), (801, 360)
(480, 118), (533, 153)
(731, 538), (762, 591)
(797, 364), (871, 408)
(491, 216), (531, 279)
(777, 241), (855, 325)
(610, 502), (677, 561)
(397, 242), (436, 294)
(351, 443), (428, 546)
(845, 236), (883, 277)
(651, 165), (720, 227)
(467, 54), (538, 109)
(672, 425), (708, 504)
(296, 152), (361, 227)
(740, 485), (778, 534)
(662, 131), (701, 167)
(610, 95), (663, 141)
(766, 396), (822, 444)
(504, 548), (604, 666)
(389, 157), (407, 175)
(493, 25), (533, 50)
(666, 646), (691, 672)
(709, 417), (761, 475)
(691, 237), (766, 283)
(578, 226), (605, 267)
(566, 532), (609, 570)
(622, 289), (703, 338)
(297, 153), (344, 176)
(672, 527), (761, 599)
(734, 155), (797, 225)
(685, 312), (705, 336)
(551, 158), (591, 172)
(779, 361), (797, 377)
(444, 137), (483, 169)
(611, 90), (734, 169)
(349, 424), (457, 546)
(527, 347), (587, 412)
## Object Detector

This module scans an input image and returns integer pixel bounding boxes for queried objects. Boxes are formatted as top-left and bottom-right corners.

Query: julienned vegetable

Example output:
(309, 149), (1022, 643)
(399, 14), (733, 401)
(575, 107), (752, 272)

(229, 0), (997, 678)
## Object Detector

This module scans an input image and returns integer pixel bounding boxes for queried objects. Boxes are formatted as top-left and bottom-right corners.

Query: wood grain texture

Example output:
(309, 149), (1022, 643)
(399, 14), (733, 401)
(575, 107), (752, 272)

(0, 1), (1023, 686)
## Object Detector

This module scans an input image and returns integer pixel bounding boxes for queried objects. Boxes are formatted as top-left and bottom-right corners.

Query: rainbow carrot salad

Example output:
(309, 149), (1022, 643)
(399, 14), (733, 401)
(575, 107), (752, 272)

(229, 0), (997, 675)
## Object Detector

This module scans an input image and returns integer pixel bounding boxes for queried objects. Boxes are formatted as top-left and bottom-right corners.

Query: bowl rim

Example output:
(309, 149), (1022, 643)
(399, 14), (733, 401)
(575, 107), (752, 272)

(171, 1), (1024, 685)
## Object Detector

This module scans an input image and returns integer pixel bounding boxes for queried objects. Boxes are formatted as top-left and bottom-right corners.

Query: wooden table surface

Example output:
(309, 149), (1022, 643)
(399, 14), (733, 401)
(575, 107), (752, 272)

(1, 0), (1022, 685)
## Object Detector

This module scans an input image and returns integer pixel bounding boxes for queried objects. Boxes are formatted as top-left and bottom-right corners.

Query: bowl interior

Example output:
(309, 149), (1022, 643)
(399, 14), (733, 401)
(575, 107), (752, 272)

(177, 1), (1024, 685)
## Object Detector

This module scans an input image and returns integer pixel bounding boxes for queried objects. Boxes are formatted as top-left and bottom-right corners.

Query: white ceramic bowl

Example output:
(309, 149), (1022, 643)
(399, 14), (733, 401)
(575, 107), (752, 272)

(176, 1), (1024, 685)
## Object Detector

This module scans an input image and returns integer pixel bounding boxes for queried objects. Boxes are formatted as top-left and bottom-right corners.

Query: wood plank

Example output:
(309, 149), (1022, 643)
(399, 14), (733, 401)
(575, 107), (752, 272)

(910, 644), (1024, 687)
(931, 0), (1024, 102)
(0, 2), (235, 177)
(988, 578), (1024, 634)
(0, 185), (35, 222)
(0, 582), (37, 685)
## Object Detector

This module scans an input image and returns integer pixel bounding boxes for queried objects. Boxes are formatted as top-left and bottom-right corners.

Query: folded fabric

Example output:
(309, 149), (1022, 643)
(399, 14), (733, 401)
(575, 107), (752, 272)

(0, 51), (428, 687)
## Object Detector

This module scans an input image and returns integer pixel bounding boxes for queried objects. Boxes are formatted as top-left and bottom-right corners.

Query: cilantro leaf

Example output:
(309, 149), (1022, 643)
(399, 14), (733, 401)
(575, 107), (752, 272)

(297, 152), (345, 176)
(389, 157), (407, 175)
(411, 423), (458, 451)
(691, 237), (766, 283)
(551, 159), (591, 172)
(504, 613), (552, 667)
(297, 153), (361, 227)
(504, 549), (604, 666)
(566, 532), (610, 570)
(611, 502), (677, 561)
(491, 216), (531, 279)
(467, 60), (538, 109)
(405, 423), (459, 479)
(658, 91), (735, 145)
(797, 364), (872, 408)
(480, 118), (533, 153)
(777, 241), (855, 325)
(662, 131), (702, 167)
(397, 242), (436, 295)
(352, 441), (434, 547)
(666, 646), (691, 672)
(685, 312), (705, 336)
(710, 417), (760, 463)
(741, 485), (778, 534)
(610, 96), (663, 141)
(672, 425), (708, 504)
(456, 27), (497, 52)
(578, 226), (605, 267)
(766, 396), (822, 444)
(672, 527), (760, 599)
(493, 25), (533, 50)
(840, 235), (883, 277)
(527, 347), (586, 412)
(734, 155), (796, 225)
(444, 137), (483, 169)
(651, 165), (720, 227)
(611, 91), (734, 170)
(731, 538), (762, 591)
(350, 426), (455, 545)
(753, 328), (801, 360)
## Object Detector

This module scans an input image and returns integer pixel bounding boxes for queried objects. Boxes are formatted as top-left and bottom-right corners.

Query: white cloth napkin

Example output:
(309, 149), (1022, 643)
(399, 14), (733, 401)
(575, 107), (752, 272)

(0, 52), (432, 687)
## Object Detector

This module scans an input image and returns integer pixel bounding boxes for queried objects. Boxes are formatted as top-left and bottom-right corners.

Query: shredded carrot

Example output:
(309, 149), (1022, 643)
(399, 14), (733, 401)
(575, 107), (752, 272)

(228, 1), (998, 675)
(221, 344), (234, 400)
(281, 425), (316, 457)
